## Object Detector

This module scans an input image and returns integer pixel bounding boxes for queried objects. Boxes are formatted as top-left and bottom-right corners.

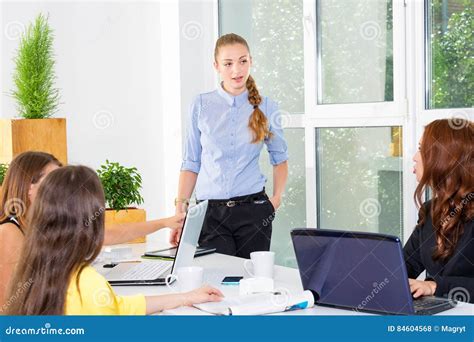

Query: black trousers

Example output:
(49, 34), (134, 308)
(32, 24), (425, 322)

(198, 190), (275, 259)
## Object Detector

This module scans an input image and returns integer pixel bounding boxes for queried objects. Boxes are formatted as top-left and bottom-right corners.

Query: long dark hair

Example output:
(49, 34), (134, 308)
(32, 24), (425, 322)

(6, 166), (105, 315)
(0, 151), (62, 229)
(414, 119), (474, 261)
(214, 33), (273, 143)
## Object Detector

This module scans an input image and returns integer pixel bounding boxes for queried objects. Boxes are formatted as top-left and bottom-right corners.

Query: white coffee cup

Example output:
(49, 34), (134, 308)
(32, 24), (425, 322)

(165, 266), (203, 292)
(244, 251), (275, 279)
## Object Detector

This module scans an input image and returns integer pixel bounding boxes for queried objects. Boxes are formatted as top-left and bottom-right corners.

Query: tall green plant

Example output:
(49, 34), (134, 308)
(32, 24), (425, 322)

(12, 13), (60, 119)
(97, 160), (144, 211)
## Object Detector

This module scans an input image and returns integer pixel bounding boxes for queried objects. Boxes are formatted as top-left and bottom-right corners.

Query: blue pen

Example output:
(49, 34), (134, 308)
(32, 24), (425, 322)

(285, 301), (309, 311)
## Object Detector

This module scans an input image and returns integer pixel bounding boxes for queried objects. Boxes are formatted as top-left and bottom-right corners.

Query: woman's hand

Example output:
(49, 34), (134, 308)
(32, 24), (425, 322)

(166, 213), (185, 246)
(409, 279), (437, 298)
(169, 228), (182, 246)
(168, 210), (186, 246)
(182, 285), (224, 306)
(269, 195), (282, 211)
(145, 285), (223, 314)
(164, 212), (186, 230)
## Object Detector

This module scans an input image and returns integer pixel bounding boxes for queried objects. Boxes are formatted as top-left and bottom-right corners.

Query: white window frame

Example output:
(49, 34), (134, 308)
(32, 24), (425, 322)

(300, 0), (414, 241)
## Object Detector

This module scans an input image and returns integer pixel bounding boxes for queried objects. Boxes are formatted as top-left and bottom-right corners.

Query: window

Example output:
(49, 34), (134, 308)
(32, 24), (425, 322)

(318, 0), (393, 104)
(316, 127), (403, 238)
(426, 0), (474, 109)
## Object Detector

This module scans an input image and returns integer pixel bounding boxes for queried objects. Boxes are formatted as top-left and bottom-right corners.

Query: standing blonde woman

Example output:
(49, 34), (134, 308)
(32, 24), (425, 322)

(171, 33), (288, 258)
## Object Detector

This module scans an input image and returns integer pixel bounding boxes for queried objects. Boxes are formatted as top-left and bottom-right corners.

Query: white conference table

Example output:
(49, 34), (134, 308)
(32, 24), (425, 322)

(103, 243), (473, 316)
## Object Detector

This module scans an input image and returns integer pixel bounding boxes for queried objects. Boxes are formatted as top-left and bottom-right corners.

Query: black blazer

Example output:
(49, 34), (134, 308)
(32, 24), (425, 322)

(0, 216), (23, 234)
(404, 201), (474, 303)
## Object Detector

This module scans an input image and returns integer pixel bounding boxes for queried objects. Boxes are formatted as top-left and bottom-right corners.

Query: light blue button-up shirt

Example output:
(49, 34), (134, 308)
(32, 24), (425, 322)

(181, 84), (288, 200)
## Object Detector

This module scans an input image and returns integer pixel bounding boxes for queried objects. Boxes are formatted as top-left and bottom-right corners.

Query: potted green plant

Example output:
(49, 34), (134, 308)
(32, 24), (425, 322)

(97, 160), (146, 243)
(0, 13), (67, 165)
(0, 163), (8, 194)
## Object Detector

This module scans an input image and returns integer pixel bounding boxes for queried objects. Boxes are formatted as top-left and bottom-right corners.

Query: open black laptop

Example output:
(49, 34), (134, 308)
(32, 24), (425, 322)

(291, 228), (456, 315)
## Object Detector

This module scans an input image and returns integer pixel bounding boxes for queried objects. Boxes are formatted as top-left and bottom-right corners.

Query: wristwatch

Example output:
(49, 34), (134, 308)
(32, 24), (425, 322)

(174, 198), (190, 206)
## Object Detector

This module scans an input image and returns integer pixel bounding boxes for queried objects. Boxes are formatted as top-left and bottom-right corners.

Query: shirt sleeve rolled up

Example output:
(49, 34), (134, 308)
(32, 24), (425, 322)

(265, 99), (289, 165)
(181, 95), (202, 174)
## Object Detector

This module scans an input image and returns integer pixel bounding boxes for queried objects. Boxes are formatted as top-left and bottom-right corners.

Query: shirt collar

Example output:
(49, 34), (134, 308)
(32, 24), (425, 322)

(217, 82), (249, 108)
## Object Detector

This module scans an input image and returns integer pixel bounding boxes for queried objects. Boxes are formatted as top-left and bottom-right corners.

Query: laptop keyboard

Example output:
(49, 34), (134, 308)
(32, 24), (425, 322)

(413, 297), (453, 311)
(119, 261), (172, 281)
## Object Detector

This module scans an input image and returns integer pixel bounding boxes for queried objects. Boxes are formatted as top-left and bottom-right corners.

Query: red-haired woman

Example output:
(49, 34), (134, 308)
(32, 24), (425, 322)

(405, 119), (473, 303)
(171, 33), (288, 258)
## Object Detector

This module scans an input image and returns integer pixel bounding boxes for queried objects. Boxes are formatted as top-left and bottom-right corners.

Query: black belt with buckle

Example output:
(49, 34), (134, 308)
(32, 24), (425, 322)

(197, 189), (266, 208)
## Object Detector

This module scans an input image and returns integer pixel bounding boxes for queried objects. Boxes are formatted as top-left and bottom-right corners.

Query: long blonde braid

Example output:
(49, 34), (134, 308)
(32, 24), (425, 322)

(215, 33), (272, 143)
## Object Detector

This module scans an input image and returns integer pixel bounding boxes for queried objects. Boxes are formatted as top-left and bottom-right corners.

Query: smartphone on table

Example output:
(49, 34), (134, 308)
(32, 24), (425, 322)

(221, 276), (244, 285)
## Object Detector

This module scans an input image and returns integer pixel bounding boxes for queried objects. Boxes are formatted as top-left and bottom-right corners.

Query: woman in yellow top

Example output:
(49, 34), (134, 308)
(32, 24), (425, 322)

(6, 165), (222, 315)
(0, 151), (185, 311)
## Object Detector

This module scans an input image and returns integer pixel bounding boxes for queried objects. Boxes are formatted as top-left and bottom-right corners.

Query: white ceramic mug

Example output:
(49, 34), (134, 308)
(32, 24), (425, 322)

(165, 266), (203, 292)
(244, 251), (275, 279)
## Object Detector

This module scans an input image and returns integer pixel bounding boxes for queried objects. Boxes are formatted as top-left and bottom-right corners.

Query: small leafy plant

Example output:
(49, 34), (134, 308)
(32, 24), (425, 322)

(12, 13), (60, 119)
(97, 160), (144, 211)
(0, 164), (8, 186)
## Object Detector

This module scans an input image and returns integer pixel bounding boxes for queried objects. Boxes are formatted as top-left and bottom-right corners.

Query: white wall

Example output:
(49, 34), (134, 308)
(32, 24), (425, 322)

(179, 0), (217, 138)
(1, 1), (171, 242)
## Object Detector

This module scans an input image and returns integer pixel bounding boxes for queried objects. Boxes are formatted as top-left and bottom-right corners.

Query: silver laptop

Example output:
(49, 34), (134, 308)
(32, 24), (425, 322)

(104, 200), (208, 285)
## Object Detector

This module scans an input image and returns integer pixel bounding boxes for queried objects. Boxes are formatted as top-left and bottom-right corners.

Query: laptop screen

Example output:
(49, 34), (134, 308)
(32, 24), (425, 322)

(171, 201), (209, 275)
(291, 229), (414, 314)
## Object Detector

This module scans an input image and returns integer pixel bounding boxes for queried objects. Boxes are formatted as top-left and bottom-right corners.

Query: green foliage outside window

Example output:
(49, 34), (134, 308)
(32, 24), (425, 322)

(430, 0), (473, 108)
(0, 164), (8, 186)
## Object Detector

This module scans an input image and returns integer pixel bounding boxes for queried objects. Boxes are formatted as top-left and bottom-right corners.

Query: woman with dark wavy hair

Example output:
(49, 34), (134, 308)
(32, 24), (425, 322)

(405, 118), (473, 303)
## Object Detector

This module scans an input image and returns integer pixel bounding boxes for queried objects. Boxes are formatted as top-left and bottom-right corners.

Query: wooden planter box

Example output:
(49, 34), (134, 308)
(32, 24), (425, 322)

(105, 208), (147, 244)
(0, 118), (68, 165)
